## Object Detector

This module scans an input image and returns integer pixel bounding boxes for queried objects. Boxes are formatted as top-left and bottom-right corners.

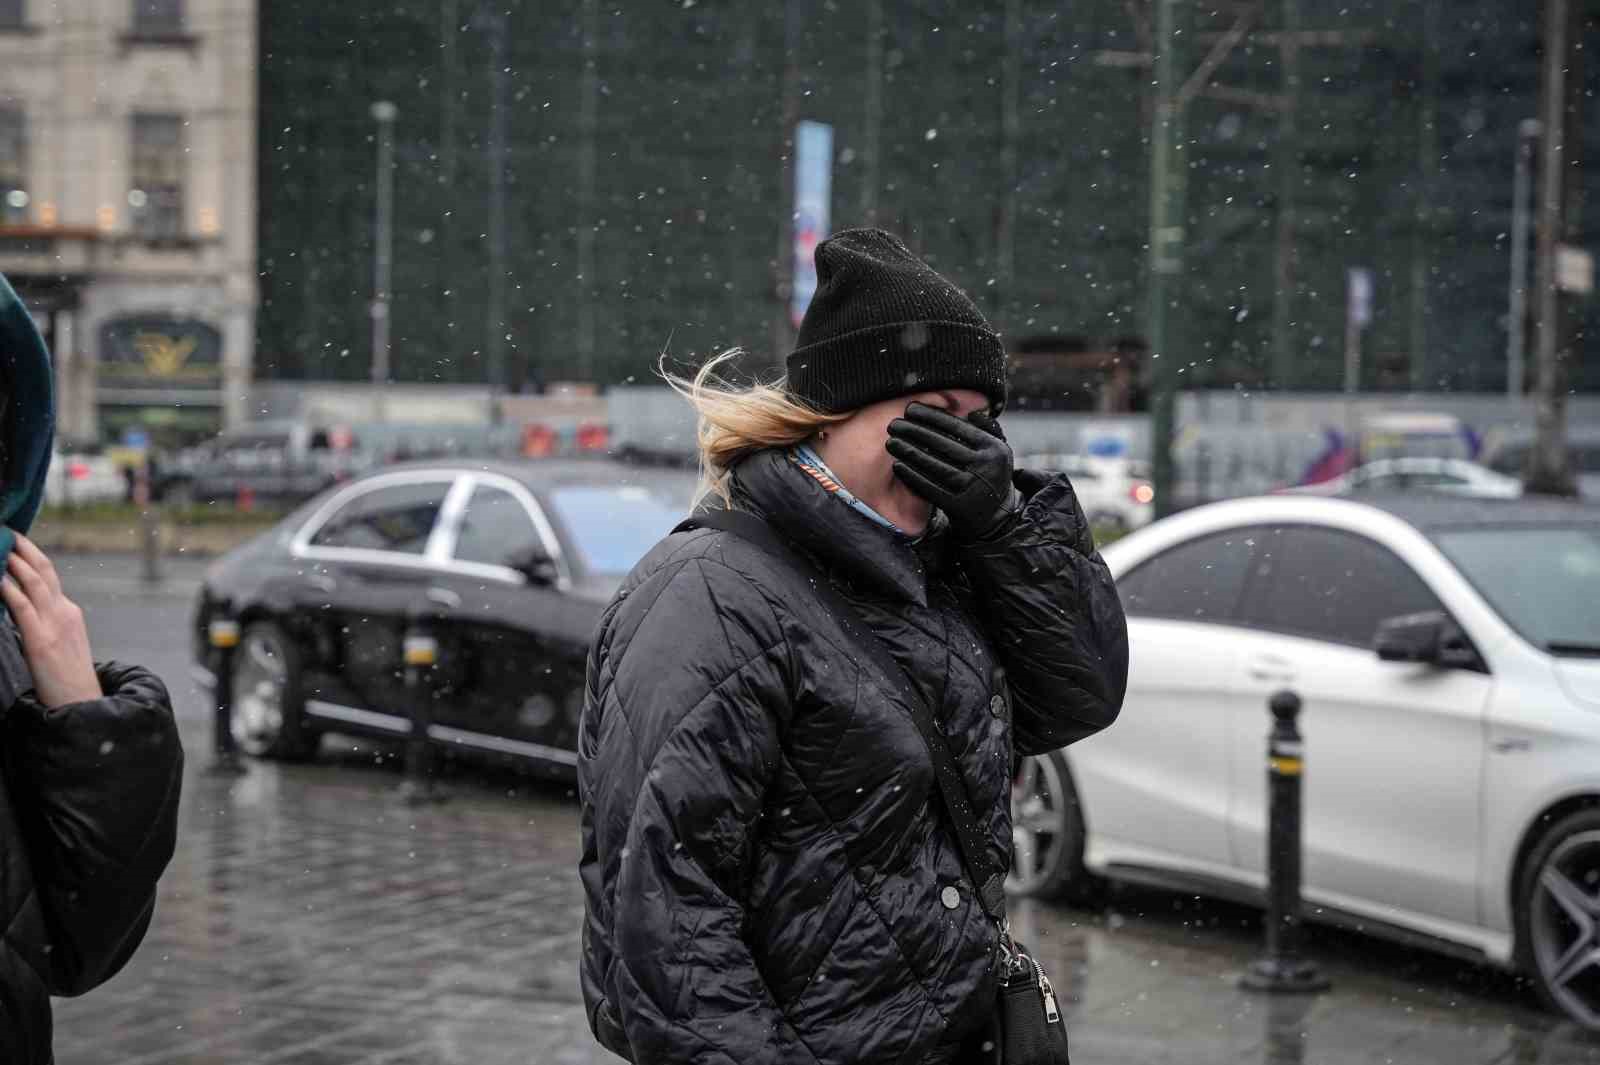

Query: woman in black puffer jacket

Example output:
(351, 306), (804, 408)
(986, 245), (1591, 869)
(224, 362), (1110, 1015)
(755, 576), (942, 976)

(578, 229), (1128, 1065)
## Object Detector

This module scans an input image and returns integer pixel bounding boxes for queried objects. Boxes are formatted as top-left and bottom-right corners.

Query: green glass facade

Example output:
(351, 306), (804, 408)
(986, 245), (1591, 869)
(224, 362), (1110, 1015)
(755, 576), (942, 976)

(256, 1), (1600, 394)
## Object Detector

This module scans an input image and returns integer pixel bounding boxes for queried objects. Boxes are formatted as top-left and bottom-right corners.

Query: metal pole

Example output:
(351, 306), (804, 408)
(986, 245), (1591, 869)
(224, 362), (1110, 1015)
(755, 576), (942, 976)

(1241, 690), (1329, 993)
(370, 101), (398, 424)
(994, 0), (1021, 315)
(1409, 0), (1439, 392)
(1507, 119), (1541, 402)
(204, 616), (248, 776)
(1528, 0), (1579, 497)
(1270, 0), (1301, 390)
(773, 0), (802, 373)
(576, 0), (600, 385)
(1146, 0), (1190, 520)
(482, 11), (509, 414)
(135, 457), (161, 585)
(860, 0), (883, 226)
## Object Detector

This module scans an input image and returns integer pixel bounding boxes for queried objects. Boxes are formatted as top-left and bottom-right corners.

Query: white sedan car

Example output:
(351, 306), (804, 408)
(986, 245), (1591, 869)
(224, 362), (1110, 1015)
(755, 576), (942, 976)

(1292, 456), (1523, 499)
(1009, 494), (1600, 1027)
(1019, 452), (1155, 531)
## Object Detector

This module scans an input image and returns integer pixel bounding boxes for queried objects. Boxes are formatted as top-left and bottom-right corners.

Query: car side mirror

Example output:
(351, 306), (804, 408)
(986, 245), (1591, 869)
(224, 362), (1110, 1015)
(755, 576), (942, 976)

(507, 544), (560, 586)
(1375, 610), (1483, 671)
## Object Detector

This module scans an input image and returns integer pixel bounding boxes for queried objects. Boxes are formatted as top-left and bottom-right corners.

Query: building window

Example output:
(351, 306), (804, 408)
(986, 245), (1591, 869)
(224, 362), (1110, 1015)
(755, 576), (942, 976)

(0, 0), (24, 31)
(132, 0), (182, 35)
(130, 113), (185, 240)
(0, 108), (28, 226)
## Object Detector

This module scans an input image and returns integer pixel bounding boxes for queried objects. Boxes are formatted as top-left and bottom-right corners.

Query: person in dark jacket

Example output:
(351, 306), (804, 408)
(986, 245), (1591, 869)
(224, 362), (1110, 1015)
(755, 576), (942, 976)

(578, 229), (1128, 1065)
(0, 273), (185, 1064)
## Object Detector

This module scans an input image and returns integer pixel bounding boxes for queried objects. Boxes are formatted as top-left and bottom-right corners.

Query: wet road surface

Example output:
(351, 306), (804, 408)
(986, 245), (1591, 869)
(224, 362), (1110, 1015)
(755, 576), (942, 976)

(45, 554), (1600, 1064)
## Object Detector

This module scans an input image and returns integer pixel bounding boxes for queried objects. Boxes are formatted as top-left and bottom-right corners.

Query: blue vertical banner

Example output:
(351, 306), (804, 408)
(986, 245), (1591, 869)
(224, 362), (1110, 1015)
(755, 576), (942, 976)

(791, 120), (835, 327)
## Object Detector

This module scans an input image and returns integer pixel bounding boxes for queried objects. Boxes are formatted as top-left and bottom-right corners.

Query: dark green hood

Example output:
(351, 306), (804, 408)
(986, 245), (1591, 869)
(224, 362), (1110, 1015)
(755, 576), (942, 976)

(0, 272), (54, 556)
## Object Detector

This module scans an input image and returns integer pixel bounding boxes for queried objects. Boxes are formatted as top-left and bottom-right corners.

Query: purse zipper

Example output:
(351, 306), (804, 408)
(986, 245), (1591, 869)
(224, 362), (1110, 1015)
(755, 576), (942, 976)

(1023, 954), (1062, 1025)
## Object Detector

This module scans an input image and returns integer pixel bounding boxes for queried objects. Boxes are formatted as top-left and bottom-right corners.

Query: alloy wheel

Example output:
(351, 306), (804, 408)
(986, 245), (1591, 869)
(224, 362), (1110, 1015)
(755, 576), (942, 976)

(231, 628), (289, 757)
(1529, 828), (1600, 1029)
(1008, 754), (1069, 896)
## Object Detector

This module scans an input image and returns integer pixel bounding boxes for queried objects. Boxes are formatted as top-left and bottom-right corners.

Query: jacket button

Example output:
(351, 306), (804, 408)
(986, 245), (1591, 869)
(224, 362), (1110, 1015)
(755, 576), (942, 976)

(941, 885), (961, 910)
(989, 694), (1005, 717)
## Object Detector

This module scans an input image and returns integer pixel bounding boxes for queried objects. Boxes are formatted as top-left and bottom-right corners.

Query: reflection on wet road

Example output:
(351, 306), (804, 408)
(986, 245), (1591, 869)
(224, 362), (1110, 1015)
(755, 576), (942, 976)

(48, 557), (1600, 1064)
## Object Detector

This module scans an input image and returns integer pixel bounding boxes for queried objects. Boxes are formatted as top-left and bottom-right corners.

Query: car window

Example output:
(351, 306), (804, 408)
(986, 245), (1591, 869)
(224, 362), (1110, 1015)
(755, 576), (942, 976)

(1116, 526), (1266, 623)
(1246, 527), (1443, 647)
(546, 484), (688, 576)
(308, 480), (451, 555)
(453, 484), (543, 568)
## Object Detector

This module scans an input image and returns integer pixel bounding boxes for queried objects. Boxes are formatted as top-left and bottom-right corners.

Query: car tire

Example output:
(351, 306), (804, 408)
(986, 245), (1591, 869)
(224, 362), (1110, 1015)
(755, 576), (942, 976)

(230, 621), (320, 762)
(1516, 807), (1600, 1030)
(1008, 750), (1101, 904)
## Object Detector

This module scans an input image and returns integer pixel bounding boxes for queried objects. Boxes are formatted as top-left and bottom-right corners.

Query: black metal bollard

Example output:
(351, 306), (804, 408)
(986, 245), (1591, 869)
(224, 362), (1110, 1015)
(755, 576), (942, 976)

(204, 616), (249, 776)
(1240, 690), (1330, 993)
(398, 606), (447, 805)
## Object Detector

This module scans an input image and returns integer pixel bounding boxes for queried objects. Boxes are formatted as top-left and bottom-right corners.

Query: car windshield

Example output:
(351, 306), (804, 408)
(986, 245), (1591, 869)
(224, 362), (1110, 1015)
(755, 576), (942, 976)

(1433, 526), (1600, 654)
(547, 484), (688, 577)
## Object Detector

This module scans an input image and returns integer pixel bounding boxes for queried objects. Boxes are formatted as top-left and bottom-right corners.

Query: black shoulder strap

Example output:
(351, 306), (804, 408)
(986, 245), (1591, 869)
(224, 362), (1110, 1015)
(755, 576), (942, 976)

(676, 509), (1009, 923)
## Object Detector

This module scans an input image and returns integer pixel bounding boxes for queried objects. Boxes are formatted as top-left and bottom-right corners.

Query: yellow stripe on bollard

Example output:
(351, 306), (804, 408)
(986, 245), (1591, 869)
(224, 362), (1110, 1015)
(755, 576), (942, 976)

(208, 619), (241, 649)
(403, 636), (439, 667)
(1269, 756), (1303, 776)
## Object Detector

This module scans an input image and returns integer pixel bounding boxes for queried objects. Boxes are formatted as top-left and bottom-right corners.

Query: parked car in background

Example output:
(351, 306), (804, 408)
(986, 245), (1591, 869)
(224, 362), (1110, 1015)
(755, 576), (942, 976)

(192, 459), (695, 772)
(43, 447), (125, 507)
(1482, 427), (1600, 500)
(1008, 494), (1600, 1027)
(1018, 452), (1154, 531)
(160, 420), (373, 505)
(1291, 457), (1522, 499)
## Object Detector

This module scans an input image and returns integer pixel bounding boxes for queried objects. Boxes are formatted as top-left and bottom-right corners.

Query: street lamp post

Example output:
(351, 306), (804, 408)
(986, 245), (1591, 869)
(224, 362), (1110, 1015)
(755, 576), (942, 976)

(370, 100), (398, 424)
(1507, 118), (1541, 403)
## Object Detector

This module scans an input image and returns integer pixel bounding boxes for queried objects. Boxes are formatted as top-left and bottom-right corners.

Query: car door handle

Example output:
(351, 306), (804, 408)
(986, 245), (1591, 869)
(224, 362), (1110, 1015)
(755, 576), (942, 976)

(426, 587), (462, 609)
(1246, 657), (1298, 683)
(302, 574), (337, 595)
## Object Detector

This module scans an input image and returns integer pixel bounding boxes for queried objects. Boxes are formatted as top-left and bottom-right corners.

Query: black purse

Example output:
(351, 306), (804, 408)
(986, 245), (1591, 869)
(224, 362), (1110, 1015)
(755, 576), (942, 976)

(676, 509), (1071, 1065)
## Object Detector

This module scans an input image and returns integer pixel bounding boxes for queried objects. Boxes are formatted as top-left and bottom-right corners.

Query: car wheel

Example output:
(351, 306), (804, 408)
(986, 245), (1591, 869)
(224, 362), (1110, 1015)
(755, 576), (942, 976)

(230, 621), (320, 762)
(1008, 751), (1099, 903)
(1517, 808), (1600, 1029)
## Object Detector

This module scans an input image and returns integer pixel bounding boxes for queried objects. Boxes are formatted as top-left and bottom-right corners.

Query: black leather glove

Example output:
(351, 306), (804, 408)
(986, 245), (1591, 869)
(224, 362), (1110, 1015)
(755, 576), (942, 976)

(886, 403), (1022, 540)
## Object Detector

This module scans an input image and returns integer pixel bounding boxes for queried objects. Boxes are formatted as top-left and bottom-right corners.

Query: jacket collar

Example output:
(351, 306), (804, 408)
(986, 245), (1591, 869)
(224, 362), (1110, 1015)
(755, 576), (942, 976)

(729, 448), (946, 606)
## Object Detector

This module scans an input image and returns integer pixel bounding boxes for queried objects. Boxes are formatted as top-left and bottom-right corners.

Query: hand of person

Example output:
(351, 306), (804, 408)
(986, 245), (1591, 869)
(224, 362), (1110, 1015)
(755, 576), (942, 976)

(1, 534), (102, 709)
(886, 403), (1021, 540)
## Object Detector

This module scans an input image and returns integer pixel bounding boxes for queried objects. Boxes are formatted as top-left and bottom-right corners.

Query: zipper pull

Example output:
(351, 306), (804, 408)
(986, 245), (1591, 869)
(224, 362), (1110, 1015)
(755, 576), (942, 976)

(1039, 972), (1061, 1024)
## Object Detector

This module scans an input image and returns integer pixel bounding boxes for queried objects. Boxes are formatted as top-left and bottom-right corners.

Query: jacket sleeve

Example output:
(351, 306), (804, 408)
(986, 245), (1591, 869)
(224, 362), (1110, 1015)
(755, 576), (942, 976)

(1, 660), (184, 996)
(960, 469), (1129, 756)
(579, 554), (817, 1065)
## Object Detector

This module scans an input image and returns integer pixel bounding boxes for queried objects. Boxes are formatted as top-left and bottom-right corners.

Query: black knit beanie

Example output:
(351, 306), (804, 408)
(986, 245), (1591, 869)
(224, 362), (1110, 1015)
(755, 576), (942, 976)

(785, 228), (1008, 414)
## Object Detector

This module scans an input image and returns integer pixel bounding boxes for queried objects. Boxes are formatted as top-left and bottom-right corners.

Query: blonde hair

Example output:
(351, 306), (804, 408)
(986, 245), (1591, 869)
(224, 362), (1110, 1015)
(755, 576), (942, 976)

(661, 349), (849, 503)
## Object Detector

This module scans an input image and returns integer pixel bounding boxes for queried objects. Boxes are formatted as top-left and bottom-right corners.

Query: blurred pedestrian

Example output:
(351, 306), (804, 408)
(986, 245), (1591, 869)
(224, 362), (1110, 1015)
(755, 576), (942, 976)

(0, 273), (184, 1064)
(578, 229), (1128, 1064)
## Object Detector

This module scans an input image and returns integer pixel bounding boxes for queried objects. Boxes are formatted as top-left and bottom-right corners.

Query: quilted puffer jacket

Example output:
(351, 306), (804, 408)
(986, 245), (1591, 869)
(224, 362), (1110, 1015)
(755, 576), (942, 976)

(578, 449), (1128, 1065)
(0, 635), (184, 1065)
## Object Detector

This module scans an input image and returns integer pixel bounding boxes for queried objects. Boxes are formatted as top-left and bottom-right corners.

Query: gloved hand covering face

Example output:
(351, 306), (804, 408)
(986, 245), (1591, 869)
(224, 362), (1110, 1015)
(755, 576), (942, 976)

(885, 402), (1020, 541)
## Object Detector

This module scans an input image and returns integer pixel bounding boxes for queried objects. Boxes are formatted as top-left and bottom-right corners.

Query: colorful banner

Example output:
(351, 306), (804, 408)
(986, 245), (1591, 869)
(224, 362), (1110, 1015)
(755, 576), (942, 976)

(791, 120), (834, 327)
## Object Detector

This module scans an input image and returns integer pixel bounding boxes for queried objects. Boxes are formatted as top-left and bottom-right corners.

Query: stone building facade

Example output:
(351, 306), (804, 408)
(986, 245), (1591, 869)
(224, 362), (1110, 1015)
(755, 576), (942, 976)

(0, 0), (255, 444)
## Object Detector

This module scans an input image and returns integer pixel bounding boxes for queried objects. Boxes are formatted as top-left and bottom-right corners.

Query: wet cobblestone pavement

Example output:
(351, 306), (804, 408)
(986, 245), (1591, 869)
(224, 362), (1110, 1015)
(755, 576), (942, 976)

(46, 555), (1600, 1064)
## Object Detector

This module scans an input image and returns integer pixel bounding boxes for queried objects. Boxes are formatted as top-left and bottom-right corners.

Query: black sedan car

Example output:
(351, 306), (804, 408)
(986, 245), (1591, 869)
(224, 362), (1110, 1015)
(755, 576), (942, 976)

(193, 459), (696, 772)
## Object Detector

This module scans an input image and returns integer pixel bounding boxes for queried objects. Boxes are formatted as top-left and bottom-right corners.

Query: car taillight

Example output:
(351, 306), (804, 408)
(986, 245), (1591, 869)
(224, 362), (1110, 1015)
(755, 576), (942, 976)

(1130, 482), (1154, 504)
(67, 461), (91, 480)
